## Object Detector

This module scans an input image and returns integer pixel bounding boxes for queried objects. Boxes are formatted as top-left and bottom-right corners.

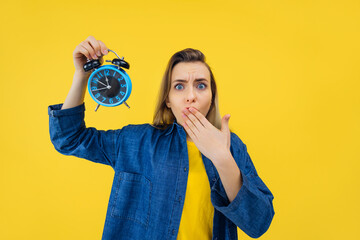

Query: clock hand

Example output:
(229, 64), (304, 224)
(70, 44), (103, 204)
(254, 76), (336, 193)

(105, 74), (110, 86)
(92, 86), (111, 91)
(95, 79), (108, 87)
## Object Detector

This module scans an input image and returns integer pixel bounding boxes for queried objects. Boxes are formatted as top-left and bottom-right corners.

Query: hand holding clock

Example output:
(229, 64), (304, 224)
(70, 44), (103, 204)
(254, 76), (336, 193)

(62, 36), (131, 111)
(69, 35), (132, 111)
(73, 36), (109, 80)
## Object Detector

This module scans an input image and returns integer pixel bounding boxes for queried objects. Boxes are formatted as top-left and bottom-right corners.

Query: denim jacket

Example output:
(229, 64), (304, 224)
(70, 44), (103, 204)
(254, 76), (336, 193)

(48, 102), (275, 240)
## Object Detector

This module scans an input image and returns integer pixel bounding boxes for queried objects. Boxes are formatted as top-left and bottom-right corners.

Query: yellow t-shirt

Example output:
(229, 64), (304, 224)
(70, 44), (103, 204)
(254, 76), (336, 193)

(177, 140), (214, 240)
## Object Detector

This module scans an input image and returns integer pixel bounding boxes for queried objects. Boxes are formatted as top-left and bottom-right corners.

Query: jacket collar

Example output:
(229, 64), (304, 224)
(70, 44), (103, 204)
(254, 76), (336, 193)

(165, 118), (184, 136)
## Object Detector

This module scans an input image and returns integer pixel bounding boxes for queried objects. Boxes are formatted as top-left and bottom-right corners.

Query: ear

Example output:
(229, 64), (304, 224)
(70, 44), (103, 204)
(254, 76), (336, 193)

(165, 98), (171, 108)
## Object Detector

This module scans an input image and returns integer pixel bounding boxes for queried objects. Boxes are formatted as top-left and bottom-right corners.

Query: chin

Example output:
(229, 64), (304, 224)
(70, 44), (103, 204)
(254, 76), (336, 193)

(178, 119), (186, 127)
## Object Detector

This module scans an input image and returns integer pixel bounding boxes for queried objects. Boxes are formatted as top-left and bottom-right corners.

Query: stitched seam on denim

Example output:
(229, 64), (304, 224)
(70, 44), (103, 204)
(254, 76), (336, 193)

(166, 152), (182, 239)
(110, 173), (152, 229)
(111, 174), (121, 218)
(112, 130), (115, 168)
(110, 215), (148, 229)
(147, 181), (153, 229)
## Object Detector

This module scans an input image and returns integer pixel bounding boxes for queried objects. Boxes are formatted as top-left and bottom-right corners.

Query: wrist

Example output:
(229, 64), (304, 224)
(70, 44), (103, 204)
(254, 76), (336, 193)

(73, 71), (90, 84)
(213, 149), (233, 168)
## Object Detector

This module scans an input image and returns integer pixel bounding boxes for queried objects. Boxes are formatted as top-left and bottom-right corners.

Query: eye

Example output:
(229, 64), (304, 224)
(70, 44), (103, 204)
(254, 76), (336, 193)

(198, 83), (207, 89)
(174, 82), (207, 90)
(175, 84), (184, 90)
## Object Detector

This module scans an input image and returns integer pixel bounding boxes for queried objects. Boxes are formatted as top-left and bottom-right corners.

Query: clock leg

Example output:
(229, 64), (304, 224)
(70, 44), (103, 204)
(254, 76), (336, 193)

(95, 104), (100, 112)
(124, 101), (130, 109)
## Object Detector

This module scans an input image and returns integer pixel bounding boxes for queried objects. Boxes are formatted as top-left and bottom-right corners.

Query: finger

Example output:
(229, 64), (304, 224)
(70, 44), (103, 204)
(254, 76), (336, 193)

(98, 40), (108, 55)
(82, 41), (98, 59)
(182, 117), (197, 140)
(188, 107), (212, 128)
(185, 111), (204, 131)
(77, 44), (92, 60)
(86, 36), (102, 57)
(182, 113), (200, 135)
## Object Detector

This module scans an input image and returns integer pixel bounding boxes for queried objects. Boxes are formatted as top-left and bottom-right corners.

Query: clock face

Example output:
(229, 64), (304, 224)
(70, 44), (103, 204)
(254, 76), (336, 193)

(89, 67), (128, 106)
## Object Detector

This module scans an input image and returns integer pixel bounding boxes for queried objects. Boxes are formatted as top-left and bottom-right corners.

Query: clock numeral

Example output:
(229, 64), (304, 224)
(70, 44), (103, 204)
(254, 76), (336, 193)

(95, 93), (100, 98)
(121, 84), (126, 88)
(113, 71), (116, 77)
(120, 91), (125, 96)
(91, 86), (97, 90)
(109, 98), (113, 104)
(118, 76), (124, 81)
(96, 72), (103, 79)
(116, 96), (121, 101)
(102, 97), (107, 102)
(105, 70), (110, 76)
(92, 79), (97, 84)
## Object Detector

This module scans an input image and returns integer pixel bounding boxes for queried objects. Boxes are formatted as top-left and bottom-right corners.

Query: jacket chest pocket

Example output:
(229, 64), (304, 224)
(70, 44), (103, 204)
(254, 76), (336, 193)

(111, 172), (152, 228)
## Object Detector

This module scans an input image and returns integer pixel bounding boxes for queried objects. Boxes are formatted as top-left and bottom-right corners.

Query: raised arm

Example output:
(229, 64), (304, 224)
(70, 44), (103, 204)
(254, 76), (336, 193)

(48, 36), (123, 169)
(62, 35), (108, 110)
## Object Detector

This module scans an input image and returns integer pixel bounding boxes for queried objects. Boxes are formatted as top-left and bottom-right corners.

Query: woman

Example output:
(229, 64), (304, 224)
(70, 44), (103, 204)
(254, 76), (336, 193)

(48, 36), (275, 240)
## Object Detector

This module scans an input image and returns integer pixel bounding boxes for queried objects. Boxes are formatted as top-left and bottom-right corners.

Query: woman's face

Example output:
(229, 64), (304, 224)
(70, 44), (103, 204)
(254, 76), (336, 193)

(166, 61), (212, 129)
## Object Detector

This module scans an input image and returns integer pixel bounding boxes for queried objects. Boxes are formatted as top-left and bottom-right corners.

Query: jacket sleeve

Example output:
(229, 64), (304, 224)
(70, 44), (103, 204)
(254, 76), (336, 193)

(210, 132), (275, 238)
(48, 102), (124, 168)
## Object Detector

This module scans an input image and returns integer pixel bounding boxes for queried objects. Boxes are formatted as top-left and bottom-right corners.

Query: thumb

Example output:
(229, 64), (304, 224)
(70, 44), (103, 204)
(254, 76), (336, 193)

(221, 114), (231, 132)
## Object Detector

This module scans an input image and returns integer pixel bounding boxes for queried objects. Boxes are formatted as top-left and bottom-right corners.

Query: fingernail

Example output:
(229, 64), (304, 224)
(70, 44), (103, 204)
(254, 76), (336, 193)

(97, 51), (101, 56)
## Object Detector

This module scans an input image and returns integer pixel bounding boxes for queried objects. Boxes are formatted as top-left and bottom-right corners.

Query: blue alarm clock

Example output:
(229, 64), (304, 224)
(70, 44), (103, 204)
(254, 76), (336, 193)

(83, 49), (132, 112)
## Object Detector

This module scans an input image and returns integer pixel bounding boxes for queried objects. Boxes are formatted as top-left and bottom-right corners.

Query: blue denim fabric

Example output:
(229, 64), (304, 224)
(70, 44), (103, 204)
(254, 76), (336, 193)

(48, 102), (275, 240)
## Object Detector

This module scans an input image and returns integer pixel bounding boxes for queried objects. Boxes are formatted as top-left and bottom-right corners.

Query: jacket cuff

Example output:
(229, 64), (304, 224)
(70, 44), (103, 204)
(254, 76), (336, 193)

(211, 172), (274, 238)
(210, 171), (245, 213)
(48, 103), (85, 117)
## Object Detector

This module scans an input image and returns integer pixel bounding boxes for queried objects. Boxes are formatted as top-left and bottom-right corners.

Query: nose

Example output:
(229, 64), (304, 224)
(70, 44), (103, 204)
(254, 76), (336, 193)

(186, 86), (196, 102)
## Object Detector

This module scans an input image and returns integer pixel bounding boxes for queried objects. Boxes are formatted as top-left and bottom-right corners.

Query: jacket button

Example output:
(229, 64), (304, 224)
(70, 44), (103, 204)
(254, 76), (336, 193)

(212, 178), (216, 182)
(178, 196), (182, 201)
(184, 167), (187, 172)
(172, 229), (176, 235)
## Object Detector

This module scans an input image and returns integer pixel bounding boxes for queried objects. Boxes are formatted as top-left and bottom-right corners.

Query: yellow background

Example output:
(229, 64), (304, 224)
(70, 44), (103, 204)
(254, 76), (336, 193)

(1, 0), (359, 239)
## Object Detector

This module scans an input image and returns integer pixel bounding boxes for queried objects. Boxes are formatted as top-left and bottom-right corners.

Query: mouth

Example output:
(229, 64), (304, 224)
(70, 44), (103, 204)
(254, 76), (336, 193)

(185, 107), (199, 111)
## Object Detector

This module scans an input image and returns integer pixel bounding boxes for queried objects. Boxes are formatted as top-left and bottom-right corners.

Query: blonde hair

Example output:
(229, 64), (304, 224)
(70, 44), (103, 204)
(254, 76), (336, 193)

(151, 48), (223, 131)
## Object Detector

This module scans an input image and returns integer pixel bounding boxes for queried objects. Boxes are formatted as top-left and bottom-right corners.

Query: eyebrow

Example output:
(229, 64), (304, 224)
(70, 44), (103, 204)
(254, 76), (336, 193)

(172, 78), (208, 83)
